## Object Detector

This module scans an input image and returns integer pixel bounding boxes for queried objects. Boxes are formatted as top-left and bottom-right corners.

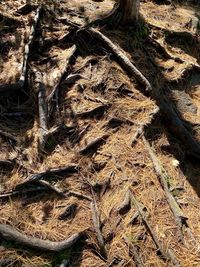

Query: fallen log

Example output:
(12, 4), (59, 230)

(0, 224), (84, 252)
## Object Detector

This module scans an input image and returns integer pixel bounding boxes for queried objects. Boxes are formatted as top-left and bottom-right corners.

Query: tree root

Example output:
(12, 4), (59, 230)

(79, 134), (109, 155)
(143, 136), (188, 240)
(85, 28), (200, 159)
(131, 107), (159, 146)
(117, 190), (131, 215)
(0, 7), (41, 94)
(76, 104), (110, 119)
(34, 70), (71, 151)
(0, 186), (46, 200)
(15, 164), (79, 189)
(0, 224), (84, 252)
(47, 45), (77, 120)
(90, 199), (107, 259)
(0, 129), (17, 143)
(129, 190), (181, 266)
(123, 235), (144, 267)
(87, 28), (152, 92)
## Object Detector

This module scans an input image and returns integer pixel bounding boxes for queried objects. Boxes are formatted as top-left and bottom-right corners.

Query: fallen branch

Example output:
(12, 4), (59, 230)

(129, 190), (180, 266)
(143, 137), (188, 239)
(0, 224), (83, 252)
(90, 199), (107, 259)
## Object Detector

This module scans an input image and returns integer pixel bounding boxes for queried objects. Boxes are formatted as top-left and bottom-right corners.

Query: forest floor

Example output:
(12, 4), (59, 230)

(0, 0), (200, 266)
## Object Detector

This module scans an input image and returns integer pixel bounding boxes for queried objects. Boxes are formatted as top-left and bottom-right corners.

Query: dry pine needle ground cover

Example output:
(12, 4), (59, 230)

(0, 0), (200, 266)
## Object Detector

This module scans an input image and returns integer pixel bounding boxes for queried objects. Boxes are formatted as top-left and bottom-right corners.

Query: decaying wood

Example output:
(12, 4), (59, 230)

(124, 235), (144, 267)
(143, 137), (188, 238)
(90, 200), (107, 258)
(117, 190), (131, 215)
(79, 134), (109, 155)
(87, 28), (200, 159)
(0, 224), (83, 252)
(15, 164), (79, 189)
(129, 190), (180, 266)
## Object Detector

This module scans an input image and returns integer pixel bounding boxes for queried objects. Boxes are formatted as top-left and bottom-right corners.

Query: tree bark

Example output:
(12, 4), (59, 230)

(118, 0), (140, 23)
(110, 0), (140, 25)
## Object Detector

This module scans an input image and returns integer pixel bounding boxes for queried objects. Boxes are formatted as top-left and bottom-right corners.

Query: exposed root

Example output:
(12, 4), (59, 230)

(117, 190), (131, 215)
(0, 224), (84, 252)
(0, 129), (17, 143)
(47, 45), (77, 119)
(0, 7), (41, 94)
(131, 107), (159, 145)
(129, 190), (181, 266)
(58, 203), (78, 220)
(35, 70), (72, 151)
(86, 28), (200, 159)
(124, 235), (144, 267)
(143, 136), (188, 240)
(15, 3), (38, 15)
(76, 104), (110, 119)
(15, 164), (79, 189)
(0, 186), (46, 200)
(79, 134), (109, 155)
(87, 28), (152, 92)
(90, 199), (107, 259)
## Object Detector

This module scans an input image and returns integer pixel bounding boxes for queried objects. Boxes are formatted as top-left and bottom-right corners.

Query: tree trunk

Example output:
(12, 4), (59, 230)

(117, 0), (140, 23)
